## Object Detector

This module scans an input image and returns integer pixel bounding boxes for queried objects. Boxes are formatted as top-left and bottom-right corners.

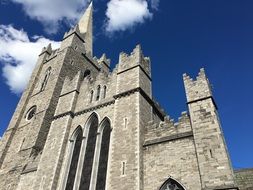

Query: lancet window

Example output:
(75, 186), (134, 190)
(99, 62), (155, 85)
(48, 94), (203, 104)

(65, 127), (83, 190)
(64, 114), (112, 190)
(95, 119), (111, 190)
(40, 67), (51, 91)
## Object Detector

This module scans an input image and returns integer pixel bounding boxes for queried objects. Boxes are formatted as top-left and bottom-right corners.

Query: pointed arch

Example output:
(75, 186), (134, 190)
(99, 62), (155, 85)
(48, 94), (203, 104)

(95, 117), (112, 190)
(65, 126), (83, 190)
(79, 112), (99, 190)
(96, 85), (101, 101)
(40, 67), (51, 91)
(159, 177), (186, 190)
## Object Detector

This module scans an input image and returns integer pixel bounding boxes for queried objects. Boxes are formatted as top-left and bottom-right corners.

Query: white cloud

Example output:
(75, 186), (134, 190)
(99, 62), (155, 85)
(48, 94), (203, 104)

(150, 0), (160, 10)
(0, 25), (60, 94)
(11, 0), (89, 34)
(105, 0), (153, 33)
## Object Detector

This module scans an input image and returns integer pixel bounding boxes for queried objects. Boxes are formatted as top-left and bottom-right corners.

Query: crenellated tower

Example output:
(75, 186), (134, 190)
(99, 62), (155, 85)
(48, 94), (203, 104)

(0, 2), (244, 190)
(183, 69), (238, 190)
(0, 2), (94, 190)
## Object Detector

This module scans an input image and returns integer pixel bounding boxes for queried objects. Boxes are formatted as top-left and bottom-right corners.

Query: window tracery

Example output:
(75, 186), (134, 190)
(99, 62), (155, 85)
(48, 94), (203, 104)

(160, 178), (185, 190)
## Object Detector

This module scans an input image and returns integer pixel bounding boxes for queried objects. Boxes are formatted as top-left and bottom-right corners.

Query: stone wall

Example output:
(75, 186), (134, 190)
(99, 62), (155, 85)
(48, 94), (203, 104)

(234, 168), (253, 190)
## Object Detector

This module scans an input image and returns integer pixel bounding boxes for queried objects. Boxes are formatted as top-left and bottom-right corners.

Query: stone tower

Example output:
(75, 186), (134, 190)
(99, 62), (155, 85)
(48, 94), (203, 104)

(0, 3), (247, 190)
(183, 69), (237, 190)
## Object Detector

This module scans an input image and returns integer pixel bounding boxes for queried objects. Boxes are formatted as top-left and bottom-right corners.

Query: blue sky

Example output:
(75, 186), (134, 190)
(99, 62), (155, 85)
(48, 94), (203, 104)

(0, 0), (252, 169)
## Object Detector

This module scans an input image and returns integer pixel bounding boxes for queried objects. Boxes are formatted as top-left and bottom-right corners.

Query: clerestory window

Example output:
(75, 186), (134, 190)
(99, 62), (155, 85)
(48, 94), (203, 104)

(96, 85), (101, 101)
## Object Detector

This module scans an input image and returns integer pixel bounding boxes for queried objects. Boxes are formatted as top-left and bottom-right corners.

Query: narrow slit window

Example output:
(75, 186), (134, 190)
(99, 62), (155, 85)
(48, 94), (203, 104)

(210, 149), (214, 158)
(103, 86), (107, 99)
(90, 90), (94, 103)
(122, 161), (126, 175)
(124, 118), (128, 129)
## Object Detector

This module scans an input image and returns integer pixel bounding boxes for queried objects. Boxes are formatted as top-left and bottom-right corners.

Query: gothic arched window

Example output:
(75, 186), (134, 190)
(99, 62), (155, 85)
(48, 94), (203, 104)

(79, 114), (99, 190)
(96, 85), (101, 101)
(160, 178), (186, 190)
(103, 85), (107, 99)
(65, 127), (83, 190)
(95, 119), (111, 190)
(40, 67), (51, 91)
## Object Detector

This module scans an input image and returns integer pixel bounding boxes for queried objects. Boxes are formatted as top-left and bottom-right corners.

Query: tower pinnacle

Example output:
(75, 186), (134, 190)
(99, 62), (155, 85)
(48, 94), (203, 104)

(78, 1), (93, 55)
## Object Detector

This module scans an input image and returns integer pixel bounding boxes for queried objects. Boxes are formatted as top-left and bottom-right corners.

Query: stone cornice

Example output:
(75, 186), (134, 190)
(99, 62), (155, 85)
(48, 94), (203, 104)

(53, 87), (165, 121)
(53, 100), (115, 120)
(63, 31), (85, 43)
(43, 54), (57, 64)
(75, 100), (115, 117)
(143, 131), (193, 147)
(59, 90), (80, 97)
(53, 111), (75, 120)
(114, 87), (165, 120)
(187, 96), (218, 110)
(117, 64), (152, 81)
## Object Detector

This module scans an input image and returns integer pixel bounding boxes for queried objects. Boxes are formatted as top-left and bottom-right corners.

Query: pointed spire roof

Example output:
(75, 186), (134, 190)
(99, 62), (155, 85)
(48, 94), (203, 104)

(78, 1), (93, 34)
(78, 1), (93, 56)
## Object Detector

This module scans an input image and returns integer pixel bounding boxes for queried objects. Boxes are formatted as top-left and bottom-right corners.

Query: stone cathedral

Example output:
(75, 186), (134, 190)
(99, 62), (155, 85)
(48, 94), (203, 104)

(0, 3), (252, 190)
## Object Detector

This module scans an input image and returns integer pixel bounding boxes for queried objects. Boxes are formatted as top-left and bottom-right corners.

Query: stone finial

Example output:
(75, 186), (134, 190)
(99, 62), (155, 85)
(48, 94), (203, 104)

(197, 68), (206, 78)
(40, 47), (47, 54)
(40, 43), (52, 56)
(46, 43), (52, 54)
(99, 53), (111, 66)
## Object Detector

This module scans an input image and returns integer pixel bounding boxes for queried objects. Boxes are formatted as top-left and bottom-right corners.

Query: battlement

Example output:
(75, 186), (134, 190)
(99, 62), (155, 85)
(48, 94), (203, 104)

(63, 25), (85, 41)
(97, 53), (111, 73)
(40, 43), (52, 56)
(117, 45), (151, 76)
(144, 111), (192, 143)
(39, 43), (60, 64)
(183, 68), (213, 103)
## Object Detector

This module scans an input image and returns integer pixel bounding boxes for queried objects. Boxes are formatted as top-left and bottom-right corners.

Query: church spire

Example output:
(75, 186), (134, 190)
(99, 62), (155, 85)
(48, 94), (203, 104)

(78, 1), (93, 56)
